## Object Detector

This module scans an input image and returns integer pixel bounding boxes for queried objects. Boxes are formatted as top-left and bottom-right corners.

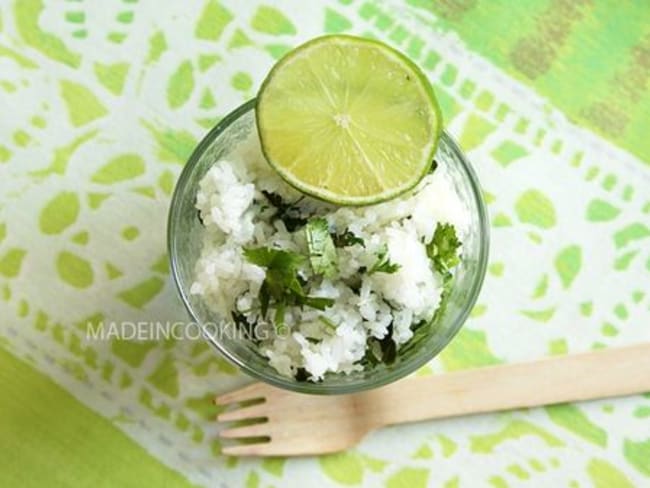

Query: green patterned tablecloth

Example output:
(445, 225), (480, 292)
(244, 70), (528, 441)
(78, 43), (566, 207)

(1, 1), (649, 487)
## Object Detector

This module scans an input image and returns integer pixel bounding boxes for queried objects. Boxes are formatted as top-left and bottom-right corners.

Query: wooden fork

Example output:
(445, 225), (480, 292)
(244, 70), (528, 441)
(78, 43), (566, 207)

(215, 343), (650, 456)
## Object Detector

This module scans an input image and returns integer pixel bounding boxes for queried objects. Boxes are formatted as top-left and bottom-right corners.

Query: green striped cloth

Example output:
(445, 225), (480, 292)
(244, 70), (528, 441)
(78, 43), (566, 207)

(1, 1), (649, 486)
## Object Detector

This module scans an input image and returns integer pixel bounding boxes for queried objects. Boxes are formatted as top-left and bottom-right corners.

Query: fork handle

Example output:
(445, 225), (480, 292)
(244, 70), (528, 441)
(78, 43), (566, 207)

(364, 343), (650, 427)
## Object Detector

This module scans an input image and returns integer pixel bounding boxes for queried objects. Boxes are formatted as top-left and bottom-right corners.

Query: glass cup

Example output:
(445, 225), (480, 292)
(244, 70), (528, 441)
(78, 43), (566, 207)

(168, 99), (489, 394)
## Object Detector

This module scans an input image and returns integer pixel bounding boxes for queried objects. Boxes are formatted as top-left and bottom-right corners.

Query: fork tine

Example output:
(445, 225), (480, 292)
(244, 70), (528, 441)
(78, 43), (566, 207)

(222, 442), (271, 456)
(217, 404), (268, 422)
(220, 422), (269, 439)
(215, 383), (265, 405)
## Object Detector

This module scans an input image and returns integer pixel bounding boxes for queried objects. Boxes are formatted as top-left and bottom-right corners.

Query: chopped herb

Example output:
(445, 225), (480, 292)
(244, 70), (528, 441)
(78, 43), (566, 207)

(243, 246), (304, 268)
(366, 338), (383, 365)
(440, 269), (454, 297)
(318, 315), (337, 332)
(345, 273), (362, 294)
(295, 367), (309, 382)
(280, 215), (307, 232)
(363, 324), (397, 365)
(296, 295), (334, 311)
(260, 190), (286, 212)
(231, 310), (249, 328)
(243, 246), (335, 326)
(396, 319), (429, 357)
(379, 325), (397, 364)
(243, 247), (306, 319)
(274, 301), (286, 327)
(331, 229), (365, 248)
(243, 246), (306, 286)
(305, 217), (338, 277)
(368, 244), (401, 275)
(426, 222), (461, 275)
(230, 310), (262, 344)
(258, 281), (270, 317)
(430, 271), (454, 328)
(261, 190), (307, 231)
(399, 276), (455, 357)
(301, 295), (335, 310)
(430, 159), (438, 173)
(344, 264), (366, 292)
(381, 298), (398, 311)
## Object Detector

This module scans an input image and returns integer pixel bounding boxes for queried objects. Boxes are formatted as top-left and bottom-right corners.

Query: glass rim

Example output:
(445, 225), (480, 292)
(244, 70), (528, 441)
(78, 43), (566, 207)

(168, 98), (490, 395)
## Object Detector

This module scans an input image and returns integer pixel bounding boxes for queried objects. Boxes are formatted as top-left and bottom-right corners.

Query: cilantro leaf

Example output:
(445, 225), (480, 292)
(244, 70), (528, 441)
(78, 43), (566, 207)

(299, 295), (335, 310)
(258, 281), (270, 317)
(243, 246), (335, 325)
(368, 244), (401, 275)
(331, 229), (365, 248)
(274, 301), (286, 327)
(363, 324), (397, 365)
(305, 218), (338, 278)
(426, 223), (461, 275)
(318, 315), (338, 332)
(295, 367), (309, 382)
(261, 190), (307, 232)
(243, 247), (306, 316)
(394, 319), (428, 358)
(243, 246), (305, 269)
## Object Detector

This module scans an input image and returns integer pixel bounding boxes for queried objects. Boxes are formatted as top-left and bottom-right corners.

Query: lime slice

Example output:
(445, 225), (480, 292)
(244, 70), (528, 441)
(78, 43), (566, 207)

(256, 35), (442, 206)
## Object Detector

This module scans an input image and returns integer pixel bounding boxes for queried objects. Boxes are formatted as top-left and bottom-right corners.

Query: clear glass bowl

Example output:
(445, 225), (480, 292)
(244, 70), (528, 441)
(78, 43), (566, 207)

(168, 99), (489, 394)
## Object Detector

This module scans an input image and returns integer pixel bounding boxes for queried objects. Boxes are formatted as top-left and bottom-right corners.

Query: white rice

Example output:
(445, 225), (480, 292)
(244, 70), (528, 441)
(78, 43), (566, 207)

(191, 133), (470, 381)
